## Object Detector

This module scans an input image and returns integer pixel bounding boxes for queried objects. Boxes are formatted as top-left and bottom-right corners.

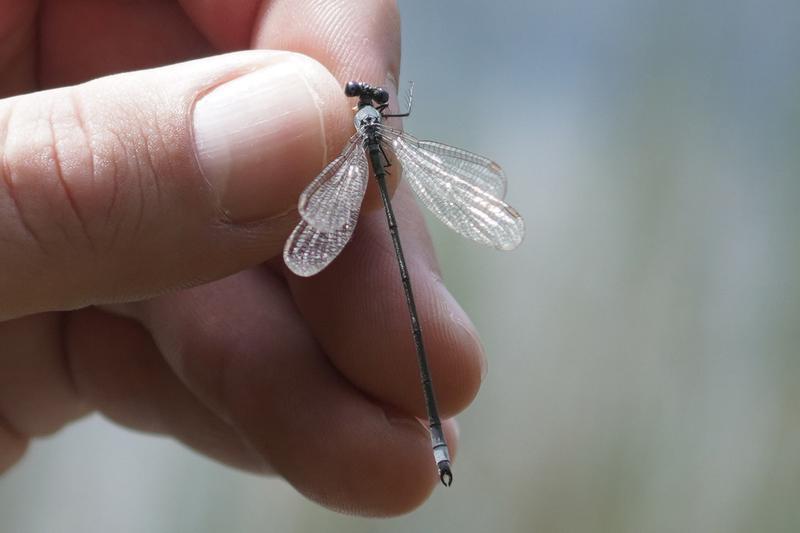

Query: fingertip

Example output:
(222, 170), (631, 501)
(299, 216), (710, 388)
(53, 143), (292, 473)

(428, 279), (487, 417)
(253, 0), (401, 85)
(0, 420), (28, 474)
(327, 413), (461, 516)
(444, 417), (460, 451)
(317, 415), (440, 517)
(192, 52), (353, 223)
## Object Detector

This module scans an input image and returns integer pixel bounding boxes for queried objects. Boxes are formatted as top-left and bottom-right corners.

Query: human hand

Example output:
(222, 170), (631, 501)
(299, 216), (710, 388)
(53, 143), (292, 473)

(0, 0), (484, 516)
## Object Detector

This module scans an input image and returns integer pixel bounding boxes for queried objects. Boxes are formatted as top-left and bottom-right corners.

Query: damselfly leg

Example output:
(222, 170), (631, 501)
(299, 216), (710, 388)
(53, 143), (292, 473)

(382, 81), (414, 118)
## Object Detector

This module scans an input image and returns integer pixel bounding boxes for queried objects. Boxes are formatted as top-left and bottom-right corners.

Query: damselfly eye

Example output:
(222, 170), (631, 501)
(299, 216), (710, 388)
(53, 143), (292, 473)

(344, 81), (362, 97)
(372, 88), (389, 105)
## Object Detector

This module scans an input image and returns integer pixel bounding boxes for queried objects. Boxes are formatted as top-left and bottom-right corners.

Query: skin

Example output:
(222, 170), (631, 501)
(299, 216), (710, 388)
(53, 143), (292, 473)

(0, 0), (485, 516)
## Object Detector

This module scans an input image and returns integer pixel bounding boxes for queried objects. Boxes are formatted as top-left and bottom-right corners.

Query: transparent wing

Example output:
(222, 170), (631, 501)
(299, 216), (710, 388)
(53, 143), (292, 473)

(283, 219), (359, 277)
(284, 140), (368, 277)
(298, 134), (367, 232)
(378, 125), (506, 199)
(380, 127), (524, 251)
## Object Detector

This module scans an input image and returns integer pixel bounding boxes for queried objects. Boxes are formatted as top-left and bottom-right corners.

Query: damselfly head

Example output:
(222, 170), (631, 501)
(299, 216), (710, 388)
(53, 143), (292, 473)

(345, 81), (390, 107)
(344, 80), (363, 97)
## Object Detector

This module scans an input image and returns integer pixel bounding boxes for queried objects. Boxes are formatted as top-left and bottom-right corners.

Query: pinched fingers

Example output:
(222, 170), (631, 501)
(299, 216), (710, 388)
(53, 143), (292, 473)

(112, 268), (458, 516)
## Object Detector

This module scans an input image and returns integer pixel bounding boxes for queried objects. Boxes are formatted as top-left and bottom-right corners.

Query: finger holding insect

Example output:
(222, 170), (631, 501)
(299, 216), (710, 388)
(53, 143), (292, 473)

(253, 0), (403, 212)
(108, 266), (459, 515)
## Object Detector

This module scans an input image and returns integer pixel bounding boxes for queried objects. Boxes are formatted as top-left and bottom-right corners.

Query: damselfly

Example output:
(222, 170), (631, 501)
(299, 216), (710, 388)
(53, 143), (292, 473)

(284, 81), (525, 486)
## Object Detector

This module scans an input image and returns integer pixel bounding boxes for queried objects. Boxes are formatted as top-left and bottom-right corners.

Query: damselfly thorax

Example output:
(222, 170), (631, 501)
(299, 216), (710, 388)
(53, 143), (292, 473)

(354, 105), (382, 132)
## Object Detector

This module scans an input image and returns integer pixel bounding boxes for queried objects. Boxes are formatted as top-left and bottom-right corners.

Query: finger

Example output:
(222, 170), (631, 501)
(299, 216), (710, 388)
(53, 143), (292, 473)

(252, 0), (401, 85)
(0, 306), (263, 473)
(38, 0), (214, 88)
(284, 184), (487, 419)
(177, 0), (263, 51)
(0, 313), (89, 437)
(179, 0), (402, 84)
(0, 419), (26, 473)
(0, 312), (86, 473)
(0, 50), (352, 319)
(64, 307), (265, 472)
(0, 0), (38, 96)
(117, 268), (458, 516)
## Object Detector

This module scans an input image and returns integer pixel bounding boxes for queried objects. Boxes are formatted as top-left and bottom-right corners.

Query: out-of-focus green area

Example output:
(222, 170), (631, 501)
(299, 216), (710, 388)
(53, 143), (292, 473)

(2, 1), (798, 531)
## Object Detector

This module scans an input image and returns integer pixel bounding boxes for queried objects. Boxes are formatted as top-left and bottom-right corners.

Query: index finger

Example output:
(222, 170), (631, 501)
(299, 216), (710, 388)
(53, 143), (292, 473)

(180, 0), (401, 84)
(253, 0), (401, 88)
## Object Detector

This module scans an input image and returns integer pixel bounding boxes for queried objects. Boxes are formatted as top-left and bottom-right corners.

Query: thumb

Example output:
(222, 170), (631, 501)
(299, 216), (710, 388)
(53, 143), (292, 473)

(0, 51), (350, 319)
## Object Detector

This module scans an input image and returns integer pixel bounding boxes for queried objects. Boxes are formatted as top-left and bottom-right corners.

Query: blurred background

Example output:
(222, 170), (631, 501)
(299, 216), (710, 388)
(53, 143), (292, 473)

(2, 0), (799, 531)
